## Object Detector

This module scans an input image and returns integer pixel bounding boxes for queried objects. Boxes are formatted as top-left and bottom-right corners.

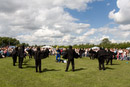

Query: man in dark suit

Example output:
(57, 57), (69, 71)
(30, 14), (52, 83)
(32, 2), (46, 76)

(12, 47), (18, 66)
(28, 47), (33, 58)
(34, 47), (42, 73)
(65, 46), (76, 72)
(18, 45), (25, 68)
(97, 47), (108, 70)
(106, 49), (114, 65)
(79, 48), (85, 58)
(89, 49), (97, 59)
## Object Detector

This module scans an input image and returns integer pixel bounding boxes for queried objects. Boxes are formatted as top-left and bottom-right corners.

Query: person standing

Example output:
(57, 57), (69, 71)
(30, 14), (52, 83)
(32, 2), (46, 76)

(12, 47), (18, 66)
(34, 47), (42, 73)
(28, 47), (33, 58)
(56, 47), (61, 62)
(18, 45), (25, 68)
(97, 47), (107, 70)
(65, 46), (76, 72)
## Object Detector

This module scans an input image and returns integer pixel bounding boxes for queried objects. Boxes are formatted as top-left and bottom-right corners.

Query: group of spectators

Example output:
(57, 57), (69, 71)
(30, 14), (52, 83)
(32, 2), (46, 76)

(0, 47), (13, 58)
(0, 46), (130, 61)
(73, 48), (130, 60)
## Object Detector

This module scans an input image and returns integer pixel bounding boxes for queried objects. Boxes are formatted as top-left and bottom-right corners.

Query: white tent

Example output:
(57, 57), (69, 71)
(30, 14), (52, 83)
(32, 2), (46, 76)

(126, 47), (130, 50)
(91, 46), (100, 50)
(42, 46), (53, 48)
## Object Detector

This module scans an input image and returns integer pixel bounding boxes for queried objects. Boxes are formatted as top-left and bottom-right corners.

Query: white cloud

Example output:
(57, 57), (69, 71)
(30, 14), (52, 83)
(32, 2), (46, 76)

(118, 24), (130, 31)
(0, 0), (95, 45)
(99, 35), (110, 41)
(107, 3), (110, 6)
(109, 0), (130, 24)
(84, 29), (96, 36)
(0, 0), (130, 45)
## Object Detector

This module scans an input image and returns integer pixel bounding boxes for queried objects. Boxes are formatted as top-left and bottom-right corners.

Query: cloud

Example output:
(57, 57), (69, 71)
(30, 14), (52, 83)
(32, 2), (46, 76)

(84, 29), (96, 36)
(118, 24), (130, 31)
(106, 3), (110, 6)
(0, 0), (130, 46)
(0, 0), (95, 45)
(109, 0), (130, 24)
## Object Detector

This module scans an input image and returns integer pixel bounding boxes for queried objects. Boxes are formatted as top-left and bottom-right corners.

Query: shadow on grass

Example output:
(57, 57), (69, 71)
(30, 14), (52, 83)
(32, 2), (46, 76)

(23, 66), (36, 68)
(74, 68), (86, 71)
(105, 67), (115, 70)
(23, 63), (29, 65)
(111, 63), (120, 65)
(23, 58), (32, 64)
(42, 68), (60, 72)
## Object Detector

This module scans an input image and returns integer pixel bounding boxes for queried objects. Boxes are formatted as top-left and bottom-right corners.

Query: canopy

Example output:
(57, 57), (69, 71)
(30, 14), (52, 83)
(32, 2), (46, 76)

(126, 47), (130, 50)
(9, 46), (16, 48)
(42, 46), (53, 48)
(91, 46), (100, 50)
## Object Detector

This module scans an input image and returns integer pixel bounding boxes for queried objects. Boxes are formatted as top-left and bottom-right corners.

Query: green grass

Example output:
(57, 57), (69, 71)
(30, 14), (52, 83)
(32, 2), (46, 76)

(0, 56), (130, 87)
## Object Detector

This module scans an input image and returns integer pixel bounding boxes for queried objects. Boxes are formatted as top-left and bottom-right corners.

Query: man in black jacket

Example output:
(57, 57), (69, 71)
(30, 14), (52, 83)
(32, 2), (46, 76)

(18, 45), (25, 68)
(34, 47), (42, 73)
(65, 46), (77, 72)
(28, 47), (33, 58)
(97, 47), (108, 70)
(12, 47), (18, 66)
(106, 49), (114, 65)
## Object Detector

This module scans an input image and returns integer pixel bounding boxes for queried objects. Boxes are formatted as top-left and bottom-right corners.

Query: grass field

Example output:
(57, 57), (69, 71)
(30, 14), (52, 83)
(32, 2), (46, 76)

(0, 56), (130, 87)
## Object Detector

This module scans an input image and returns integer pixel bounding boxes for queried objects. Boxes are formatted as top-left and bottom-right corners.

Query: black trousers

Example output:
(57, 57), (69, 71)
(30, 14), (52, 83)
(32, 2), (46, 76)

(12, 56), (17, 66)
(106, 56), (113, 65)
(35, 59), (41, 72)
(66, 59), (74, 71)
(29, 54), (32, 58)
(98, 56), (105, 70)
(19, 57), (23, 68)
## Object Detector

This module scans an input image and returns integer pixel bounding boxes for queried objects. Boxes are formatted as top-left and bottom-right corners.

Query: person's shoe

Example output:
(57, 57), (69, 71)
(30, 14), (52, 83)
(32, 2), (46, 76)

(65, 70), (68, 72)
(39, 71), (42, 73)
(99, 68), (102, 70)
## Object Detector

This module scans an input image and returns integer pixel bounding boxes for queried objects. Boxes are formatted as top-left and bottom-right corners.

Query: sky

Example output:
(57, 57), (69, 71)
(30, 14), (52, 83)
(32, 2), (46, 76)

(0, 0), (130, 45)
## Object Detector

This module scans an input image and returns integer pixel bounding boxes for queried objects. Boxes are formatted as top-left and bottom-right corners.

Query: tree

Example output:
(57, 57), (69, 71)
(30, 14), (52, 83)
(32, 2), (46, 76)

(0, 37), (20, 47)
(99, 38), (111, 48)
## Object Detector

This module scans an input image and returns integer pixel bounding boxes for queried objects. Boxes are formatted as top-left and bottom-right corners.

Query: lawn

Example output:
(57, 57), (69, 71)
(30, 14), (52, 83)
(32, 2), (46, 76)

(0, 56), (130, 87)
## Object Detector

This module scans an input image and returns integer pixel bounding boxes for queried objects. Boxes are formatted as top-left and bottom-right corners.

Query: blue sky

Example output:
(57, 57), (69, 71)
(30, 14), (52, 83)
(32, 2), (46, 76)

(65, 0), (119, 28)
(0, 0), (130, 45)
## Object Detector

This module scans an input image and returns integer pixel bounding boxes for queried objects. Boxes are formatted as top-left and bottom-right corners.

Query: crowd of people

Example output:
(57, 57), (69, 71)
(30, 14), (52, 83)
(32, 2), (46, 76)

(1, 46), (130, 60)
(0, 45), (130, 72)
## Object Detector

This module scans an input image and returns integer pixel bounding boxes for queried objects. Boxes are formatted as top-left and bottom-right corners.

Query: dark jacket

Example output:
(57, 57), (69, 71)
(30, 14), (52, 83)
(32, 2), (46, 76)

(12, 47), (18, 57)
(34, 51), (41, 60)
(18, 46), (25, 58)
(97, 49), (108, 58)
(63, 48), (79, 59)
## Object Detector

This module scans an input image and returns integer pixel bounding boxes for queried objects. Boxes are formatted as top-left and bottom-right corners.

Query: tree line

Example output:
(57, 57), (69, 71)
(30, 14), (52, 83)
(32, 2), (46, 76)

(1, 37), (130, 49)
(53, 38), (130, 49)
(0, 37), (29, 47)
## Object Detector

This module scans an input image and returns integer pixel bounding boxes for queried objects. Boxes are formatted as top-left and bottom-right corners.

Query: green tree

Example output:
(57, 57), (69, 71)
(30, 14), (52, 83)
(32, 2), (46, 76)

(99, 38), (111, 48)
(0, 37), (20, 47)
